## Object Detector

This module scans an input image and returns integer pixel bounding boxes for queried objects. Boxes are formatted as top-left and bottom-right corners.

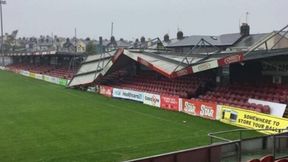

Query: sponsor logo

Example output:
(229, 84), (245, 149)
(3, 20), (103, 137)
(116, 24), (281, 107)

(145, 95), (160, 105)
(161, 96), (179, 111)
(106, 89), (111, 94)
(176, 69), (189, 77)
(122, 91), (143, 100)
(152, 95), (158, 105)
(100, 86), (113, 97)
(197, 63), (211, 71)
(114, 90), (121, 96)
(200, 105), (214, 118)
(163, 97), (177, 103)
(184, 101), (196, 115)
(224, 55), (242, 64)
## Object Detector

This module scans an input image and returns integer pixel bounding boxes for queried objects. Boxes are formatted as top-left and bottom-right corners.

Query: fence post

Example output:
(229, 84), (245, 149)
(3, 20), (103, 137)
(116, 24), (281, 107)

(210, 135), (214, 144)
(273, 135), (276, 160)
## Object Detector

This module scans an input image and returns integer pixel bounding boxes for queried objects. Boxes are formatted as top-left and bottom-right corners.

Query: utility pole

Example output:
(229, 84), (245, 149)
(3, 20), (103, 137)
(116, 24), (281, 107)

(0, 0), (6, 66)
(111, 22), (114, 37)
(70, 28), (77, 74)
(74, 28), (77, 53)
(246, 12), (249, 24)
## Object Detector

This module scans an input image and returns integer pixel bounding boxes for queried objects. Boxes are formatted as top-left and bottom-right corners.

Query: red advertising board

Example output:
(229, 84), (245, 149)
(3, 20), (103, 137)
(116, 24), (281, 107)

(160, 95), (179, 111)
(182, 99), (217, 120)
(172, 66), (193, 78)
(218, 53), (244, 66)
(99, 86), (113, 97)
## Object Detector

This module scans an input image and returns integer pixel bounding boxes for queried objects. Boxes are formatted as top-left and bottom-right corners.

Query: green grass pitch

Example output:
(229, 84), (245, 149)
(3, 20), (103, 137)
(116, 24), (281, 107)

(0, 70), (258, 162)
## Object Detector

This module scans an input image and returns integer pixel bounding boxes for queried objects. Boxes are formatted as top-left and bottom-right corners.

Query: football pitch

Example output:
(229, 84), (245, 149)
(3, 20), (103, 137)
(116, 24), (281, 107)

(0, 70), (258, 162)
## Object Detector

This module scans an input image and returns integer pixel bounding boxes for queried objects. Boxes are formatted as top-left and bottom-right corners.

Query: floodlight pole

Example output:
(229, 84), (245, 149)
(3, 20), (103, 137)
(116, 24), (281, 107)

(0, 0), (6, 66)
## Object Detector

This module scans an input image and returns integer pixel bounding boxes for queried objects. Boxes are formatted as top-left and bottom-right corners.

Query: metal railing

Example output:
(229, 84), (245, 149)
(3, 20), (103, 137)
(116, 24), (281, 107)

(208, 128), (288, 162)
(125, 128), (288, 162)
(208, 128), (288, 143)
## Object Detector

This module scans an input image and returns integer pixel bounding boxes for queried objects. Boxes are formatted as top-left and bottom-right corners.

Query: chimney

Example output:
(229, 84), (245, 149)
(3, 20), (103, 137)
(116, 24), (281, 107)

(133, 38), (139, 48)
(110, 36), (115, 43)
(177, 31), (184, 40)
(140, 36), (146, 43)
(99, 36), (103, 45)
(240, 23), (250, 37)
(164, 34), (170, 42)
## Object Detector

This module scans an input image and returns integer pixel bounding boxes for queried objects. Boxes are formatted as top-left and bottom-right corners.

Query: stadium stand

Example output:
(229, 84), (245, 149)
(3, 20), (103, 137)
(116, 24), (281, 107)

(45, 65), (78, 79)
(7, 63), (53, 73)
(198, 81), (288, 114)
(101, 70), (214, 98)
(7, 63), (79, 79)
(197, 83), (285, 114)
(101, 69), (274, 114)
(247, 155), (288, 162)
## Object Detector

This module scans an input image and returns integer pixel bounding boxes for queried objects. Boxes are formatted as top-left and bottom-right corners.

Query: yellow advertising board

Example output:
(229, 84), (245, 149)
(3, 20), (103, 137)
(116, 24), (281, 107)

(220, 105), (288, 134)
(29, 72), (36, 78)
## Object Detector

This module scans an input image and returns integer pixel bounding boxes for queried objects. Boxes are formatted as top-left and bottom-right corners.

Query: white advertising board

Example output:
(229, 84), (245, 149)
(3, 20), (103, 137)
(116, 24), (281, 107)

(143, 93), (161, 107)
(248, 98), (287, 117)
(113, 88), (144, 102)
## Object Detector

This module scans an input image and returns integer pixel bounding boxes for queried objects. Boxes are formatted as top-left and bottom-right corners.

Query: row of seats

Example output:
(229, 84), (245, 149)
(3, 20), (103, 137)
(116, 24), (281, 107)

(99, 70), (128, 84)
(213, 84), (288, 104)
(105, 72), (211, 98)
(45, 66), (78, 79)
(6, 63), (78, 79)
(101, 70), (288, 115)
(248, 155), (288, 162)
(7, 63), (55, 74)
(198, 82), (288, 114)
(199, 93), (271, 114)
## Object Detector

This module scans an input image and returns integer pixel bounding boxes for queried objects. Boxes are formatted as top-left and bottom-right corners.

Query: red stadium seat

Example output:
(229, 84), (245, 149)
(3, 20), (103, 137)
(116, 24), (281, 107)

(260, 155), (273, 162)
(247, 159), (260, 162)
(274, 159), (288, 162)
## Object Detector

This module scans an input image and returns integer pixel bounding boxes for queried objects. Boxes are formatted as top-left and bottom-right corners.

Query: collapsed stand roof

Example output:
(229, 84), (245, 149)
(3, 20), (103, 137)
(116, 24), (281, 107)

(68, 46), (288, 88)
(68, 50), (116, 87)
(68, 26), (288, 87)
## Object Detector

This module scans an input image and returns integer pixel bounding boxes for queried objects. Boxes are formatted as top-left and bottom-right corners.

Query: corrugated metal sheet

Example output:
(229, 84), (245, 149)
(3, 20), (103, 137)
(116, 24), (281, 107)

(69, 73), (97, 87)
(77, 59), (110, 74)
(85, 52), (113, 62)
(68, 51), (116, 87)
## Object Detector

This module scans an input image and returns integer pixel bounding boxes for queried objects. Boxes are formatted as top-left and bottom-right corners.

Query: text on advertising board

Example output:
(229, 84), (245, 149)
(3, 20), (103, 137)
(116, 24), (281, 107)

(182, 99), (217, 120)
(160, 95), (179, 111)
(143, 93), (161, 107)
(220, 105), (288, 134)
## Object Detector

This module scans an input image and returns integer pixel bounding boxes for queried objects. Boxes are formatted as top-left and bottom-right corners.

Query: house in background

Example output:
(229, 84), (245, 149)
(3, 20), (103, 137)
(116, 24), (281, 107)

(75, 39), (87, 53)
(95, 36), (132, 54)
(164, 23), (252, 54)
(228, 31), (288, 52)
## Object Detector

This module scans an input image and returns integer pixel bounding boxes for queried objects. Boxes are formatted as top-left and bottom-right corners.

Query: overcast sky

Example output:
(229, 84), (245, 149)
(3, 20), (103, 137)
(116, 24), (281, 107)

(4, 0), (288, 40)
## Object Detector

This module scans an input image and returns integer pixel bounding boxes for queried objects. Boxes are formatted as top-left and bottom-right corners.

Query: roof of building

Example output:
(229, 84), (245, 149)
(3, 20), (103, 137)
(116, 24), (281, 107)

(233, 33), (269, 49)
(166, 33), (242, 47)
(116, 40), (133, 48)
(162, 38), (179, 47)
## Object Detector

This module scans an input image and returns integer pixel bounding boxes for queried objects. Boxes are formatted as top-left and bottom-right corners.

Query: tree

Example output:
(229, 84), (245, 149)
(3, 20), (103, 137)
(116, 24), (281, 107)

(86, 41), (96, 55)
